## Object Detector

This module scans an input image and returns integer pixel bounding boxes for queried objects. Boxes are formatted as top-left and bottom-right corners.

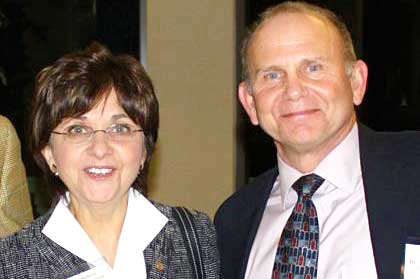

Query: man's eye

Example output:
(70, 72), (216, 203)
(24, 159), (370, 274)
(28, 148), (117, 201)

(67, 125), (89, 134)
(264, 72), (281, 80)
(307, 63), (322, 72)
(110, 124), (130, 134)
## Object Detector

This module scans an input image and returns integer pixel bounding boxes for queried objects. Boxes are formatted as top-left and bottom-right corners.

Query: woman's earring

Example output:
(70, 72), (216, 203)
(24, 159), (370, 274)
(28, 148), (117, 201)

(52, 164), (59, 176)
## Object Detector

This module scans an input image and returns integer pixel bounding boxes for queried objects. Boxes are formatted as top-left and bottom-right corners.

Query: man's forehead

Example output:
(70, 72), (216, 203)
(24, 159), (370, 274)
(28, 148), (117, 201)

(256, 12), (334, 43)
(249, 12), (342, 62)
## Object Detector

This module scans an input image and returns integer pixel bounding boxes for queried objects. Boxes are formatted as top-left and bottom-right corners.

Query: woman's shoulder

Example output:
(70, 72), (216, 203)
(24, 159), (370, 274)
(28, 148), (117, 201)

(0, 214), (50, 249)
(0, 212), (90, 278)
(147, 200), (220, 278)
(0, 214), (50, 276)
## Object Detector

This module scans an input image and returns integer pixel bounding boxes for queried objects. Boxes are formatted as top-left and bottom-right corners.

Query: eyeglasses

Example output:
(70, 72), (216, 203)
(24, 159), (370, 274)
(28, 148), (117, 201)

(52, 124), (143, 144)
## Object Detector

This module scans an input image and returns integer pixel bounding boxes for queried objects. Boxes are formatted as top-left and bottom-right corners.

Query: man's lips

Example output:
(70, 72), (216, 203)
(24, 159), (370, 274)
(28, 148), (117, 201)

(281, 108), (320, 118)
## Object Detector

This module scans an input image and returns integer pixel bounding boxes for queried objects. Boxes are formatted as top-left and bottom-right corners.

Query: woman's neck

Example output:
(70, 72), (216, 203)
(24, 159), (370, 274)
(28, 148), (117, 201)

(69, 194), (129, 267)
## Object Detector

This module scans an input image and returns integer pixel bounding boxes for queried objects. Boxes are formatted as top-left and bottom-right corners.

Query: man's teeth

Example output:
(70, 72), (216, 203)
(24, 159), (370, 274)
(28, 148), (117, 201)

(87, 168), (112, 175)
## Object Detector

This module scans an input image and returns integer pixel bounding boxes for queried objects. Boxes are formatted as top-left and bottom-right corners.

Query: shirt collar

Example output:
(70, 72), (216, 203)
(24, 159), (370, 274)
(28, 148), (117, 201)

(42, 188), (168, 275)
(315, 123), (361, 193)
(276, 123), (361, 201)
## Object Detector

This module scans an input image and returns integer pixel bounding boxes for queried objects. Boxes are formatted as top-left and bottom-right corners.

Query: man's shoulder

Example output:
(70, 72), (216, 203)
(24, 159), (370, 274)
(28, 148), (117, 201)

(215, 167), (278, 221)
(359, 125), (420, 156)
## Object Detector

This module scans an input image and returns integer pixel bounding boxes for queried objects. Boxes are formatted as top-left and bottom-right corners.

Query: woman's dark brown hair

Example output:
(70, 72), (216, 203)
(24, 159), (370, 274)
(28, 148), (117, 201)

(31, 42), (158, 197)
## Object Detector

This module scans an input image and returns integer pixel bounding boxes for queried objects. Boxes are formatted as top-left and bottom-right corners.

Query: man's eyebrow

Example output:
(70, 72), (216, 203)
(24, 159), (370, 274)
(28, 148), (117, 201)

(255, 65), (284, 76)
(302, 56), (328, 63)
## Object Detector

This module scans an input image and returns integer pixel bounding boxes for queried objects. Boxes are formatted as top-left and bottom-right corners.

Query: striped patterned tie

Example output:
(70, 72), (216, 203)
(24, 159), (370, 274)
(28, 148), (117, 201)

(272, 174), (324, 279)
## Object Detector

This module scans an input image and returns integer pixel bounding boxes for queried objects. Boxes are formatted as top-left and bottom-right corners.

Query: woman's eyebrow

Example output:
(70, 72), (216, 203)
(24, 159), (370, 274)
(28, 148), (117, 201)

(111, 114), (130, 120)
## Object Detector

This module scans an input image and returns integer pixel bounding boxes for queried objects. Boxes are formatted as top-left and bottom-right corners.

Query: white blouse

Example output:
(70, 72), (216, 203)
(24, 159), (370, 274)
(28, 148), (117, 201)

(42, 189), (168, 279)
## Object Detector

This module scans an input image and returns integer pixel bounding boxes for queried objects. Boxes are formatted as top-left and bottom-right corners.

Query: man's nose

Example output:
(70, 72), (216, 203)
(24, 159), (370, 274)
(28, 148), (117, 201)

(283, 75), (306, 101)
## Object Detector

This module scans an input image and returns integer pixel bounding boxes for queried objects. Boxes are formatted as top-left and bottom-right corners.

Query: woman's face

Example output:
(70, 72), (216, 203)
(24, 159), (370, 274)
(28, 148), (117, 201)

(42, 89), (146, 208)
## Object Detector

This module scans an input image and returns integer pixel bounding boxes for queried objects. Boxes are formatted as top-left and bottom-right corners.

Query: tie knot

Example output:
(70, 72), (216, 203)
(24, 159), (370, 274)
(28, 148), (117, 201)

(292, 173), (324, 198)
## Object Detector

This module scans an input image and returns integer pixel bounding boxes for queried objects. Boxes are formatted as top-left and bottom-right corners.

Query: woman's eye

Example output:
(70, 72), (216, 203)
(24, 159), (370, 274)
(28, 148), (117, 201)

(110, 124), (130, 134)
(68, 125), (89, 134)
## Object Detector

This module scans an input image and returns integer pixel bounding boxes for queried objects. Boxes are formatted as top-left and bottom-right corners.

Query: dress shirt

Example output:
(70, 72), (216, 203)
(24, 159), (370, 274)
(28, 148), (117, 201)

(245, 124), (377, 279)
(42, 188), (168, 279)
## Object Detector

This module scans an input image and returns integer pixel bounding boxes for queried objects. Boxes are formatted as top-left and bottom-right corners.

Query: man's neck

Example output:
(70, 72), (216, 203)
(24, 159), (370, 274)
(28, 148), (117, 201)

(277, 148), (325, 173)
(276, 122), (357, 173)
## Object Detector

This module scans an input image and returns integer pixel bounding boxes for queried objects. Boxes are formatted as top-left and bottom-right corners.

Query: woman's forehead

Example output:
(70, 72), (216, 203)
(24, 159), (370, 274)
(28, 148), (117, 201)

(58, 91), (131, 124)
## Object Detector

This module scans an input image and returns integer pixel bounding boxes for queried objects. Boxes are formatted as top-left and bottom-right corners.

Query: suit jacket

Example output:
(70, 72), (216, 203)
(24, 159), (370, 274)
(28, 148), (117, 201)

(0, 201), (220, 279)
(215, 124), (420, 279)
(0, 115), (33, 237)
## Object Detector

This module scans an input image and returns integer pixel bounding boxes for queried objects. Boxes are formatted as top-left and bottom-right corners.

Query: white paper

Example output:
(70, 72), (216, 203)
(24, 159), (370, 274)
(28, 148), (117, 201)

(404, 243), (420, 279)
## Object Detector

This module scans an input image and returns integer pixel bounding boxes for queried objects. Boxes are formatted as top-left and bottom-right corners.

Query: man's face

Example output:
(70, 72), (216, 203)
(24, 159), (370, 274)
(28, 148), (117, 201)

(239, 12), (367, 159)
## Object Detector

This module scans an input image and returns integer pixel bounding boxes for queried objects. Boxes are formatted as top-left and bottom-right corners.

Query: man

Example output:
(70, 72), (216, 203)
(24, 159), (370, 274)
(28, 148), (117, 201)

(215, 2), (420, 279)
(0, 115), (33, 236)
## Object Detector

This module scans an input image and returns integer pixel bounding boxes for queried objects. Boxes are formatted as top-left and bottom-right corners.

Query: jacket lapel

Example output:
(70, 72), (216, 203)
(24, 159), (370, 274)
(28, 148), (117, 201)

(144, 219), (173, 279)
(29, 213), (90, 278)
(359, 124), (407, 278)
(238, 168), (279, 279)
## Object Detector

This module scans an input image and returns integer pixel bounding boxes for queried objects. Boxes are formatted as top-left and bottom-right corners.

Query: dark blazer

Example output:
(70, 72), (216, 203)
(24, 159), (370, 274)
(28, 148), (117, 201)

(0, 201), (220, 279)
(215, 125), (420, 279)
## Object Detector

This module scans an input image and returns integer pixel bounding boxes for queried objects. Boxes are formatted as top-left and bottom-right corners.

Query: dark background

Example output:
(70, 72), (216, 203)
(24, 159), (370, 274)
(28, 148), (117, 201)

(0, 0), (419, 211)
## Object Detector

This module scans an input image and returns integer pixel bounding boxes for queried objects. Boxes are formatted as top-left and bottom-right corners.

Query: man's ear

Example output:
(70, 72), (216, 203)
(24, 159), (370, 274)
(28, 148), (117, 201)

(238, 81), (259, 125)
(41, 145), (56, 173)
(350, 60), (368, 106)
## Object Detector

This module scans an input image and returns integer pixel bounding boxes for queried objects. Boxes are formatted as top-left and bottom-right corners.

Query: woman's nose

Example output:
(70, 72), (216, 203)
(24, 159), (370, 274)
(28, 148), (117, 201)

(87, 131), (112, 158)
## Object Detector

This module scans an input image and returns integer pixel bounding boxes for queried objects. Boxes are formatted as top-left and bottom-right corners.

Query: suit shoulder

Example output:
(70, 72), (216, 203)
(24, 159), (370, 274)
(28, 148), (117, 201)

(370, 130), (420, 155)
(0, 115), (13, 131)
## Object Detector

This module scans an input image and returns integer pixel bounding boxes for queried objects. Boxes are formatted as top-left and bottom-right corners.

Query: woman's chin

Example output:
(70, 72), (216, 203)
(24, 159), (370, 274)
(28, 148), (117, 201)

(71, 188), (128, 208)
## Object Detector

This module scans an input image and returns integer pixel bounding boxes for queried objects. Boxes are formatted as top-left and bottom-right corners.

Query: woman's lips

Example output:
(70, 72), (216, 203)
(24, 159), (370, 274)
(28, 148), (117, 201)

(84, 167), (115, 179)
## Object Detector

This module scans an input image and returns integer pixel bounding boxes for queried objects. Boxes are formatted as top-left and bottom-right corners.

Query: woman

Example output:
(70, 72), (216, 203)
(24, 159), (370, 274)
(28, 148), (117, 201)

(0, 42), (219, 278)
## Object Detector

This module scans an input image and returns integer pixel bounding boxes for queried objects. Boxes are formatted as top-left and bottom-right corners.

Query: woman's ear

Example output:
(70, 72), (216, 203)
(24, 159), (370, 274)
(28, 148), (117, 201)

(41, 145), (57, 173)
